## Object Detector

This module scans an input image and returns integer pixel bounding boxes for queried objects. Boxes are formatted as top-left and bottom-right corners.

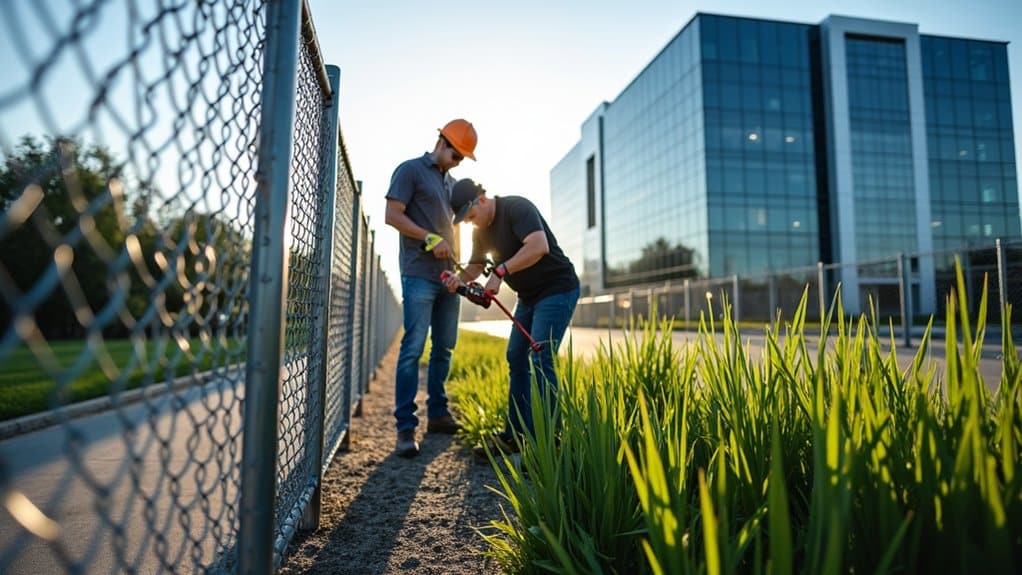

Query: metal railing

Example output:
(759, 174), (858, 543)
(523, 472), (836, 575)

(0, 1), (400, 573)
(576, 238), (1022, 346)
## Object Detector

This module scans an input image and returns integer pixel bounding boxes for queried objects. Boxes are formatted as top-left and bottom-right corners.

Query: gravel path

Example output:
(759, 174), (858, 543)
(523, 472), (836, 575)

(278, 340), (505, 574)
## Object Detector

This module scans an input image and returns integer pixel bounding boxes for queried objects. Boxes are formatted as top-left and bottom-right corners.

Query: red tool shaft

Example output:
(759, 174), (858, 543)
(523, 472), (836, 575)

(486, 290), (544, 353)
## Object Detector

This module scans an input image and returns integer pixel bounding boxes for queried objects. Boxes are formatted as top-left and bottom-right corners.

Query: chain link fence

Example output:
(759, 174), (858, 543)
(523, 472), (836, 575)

(576, 238), (1021, 343)
(0, 1), (400, 573)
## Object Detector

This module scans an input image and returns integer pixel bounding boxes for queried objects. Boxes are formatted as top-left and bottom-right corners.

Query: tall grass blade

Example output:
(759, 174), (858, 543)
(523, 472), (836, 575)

(768, 421), (793, 575)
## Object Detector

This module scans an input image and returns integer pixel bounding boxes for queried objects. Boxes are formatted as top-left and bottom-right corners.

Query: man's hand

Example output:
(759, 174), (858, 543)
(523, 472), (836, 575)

(484, 262), (508, 295)
(421, 232), (452, 260)
(431, 238), (452, 260)
(440, 271), (490, 308)
(440, 270), (461, 293)
(484, 273), (502, 296)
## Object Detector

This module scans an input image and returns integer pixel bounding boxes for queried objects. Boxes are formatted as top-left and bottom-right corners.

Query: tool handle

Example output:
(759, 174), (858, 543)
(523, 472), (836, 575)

(440, 271), (490, 308)
(486, 289), (545, 353)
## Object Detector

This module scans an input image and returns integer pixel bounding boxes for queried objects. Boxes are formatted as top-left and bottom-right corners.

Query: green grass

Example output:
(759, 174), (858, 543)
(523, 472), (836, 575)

(1, 334), (246, 421)
(451, 262), (1022, 574)
(441, 331), (510, 444)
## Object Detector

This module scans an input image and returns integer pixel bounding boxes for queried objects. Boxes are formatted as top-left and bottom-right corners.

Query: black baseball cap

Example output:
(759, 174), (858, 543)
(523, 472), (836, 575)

(451, 178), (485, 224)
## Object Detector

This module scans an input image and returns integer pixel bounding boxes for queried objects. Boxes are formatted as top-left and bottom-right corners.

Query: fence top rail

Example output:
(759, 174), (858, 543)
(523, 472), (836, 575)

(301, 0), (366, 204)
(301, 0), (332, 98)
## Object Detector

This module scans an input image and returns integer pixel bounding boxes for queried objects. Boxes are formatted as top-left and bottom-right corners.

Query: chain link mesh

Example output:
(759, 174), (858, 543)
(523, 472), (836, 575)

(351, 213), (367, 407)
(323, 159), (357, 460)
(271, 31), (330, 561)
(0, 1), (401, 573)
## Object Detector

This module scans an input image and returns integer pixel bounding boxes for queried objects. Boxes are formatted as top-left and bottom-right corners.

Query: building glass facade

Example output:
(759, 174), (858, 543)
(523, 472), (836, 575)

(550, 142), (586, 283)
(552, 12), (1019, 311)
(846, 36), (919, 261)
(700, 15), (820, 277)
(922, 35), (1019, 256)
(600, 20), (705, 288)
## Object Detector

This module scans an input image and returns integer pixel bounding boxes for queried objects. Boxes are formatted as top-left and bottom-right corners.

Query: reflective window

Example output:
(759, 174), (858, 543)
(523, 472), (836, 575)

(601, 19), (707, 286)
(550, 143), (586, 283)
(845, 35), (919, 260)
(922, 35), (1020, 257)
(693, 15), (819, 277)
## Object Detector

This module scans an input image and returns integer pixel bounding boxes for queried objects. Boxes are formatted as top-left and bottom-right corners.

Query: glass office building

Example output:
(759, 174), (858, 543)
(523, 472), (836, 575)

(551, 13), (1018, 313)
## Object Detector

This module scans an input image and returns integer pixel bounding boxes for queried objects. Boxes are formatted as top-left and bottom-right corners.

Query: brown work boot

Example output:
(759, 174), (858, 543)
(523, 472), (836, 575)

(426, 414), (462, 435)
(395, 430), (419, 458)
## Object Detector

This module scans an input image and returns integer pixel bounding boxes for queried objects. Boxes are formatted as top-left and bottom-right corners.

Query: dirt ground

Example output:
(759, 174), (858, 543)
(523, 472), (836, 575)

(278, 340), (506, 575)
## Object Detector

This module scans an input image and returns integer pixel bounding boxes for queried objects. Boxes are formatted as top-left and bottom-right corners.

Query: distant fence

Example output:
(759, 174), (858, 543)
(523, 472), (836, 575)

(0, 1), (400, 574)
(575, 238), (1021, 344)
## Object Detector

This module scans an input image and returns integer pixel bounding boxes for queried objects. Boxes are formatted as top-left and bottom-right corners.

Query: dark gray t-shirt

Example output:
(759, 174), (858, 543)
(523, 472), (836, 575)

(386, 153), (456, 280)
(469, 196), (578, 305)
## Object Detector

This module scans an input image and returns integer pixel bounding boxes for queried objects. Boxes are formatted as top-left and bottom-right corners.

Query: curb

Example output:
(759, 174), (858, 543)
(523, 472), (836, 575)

(0, 371), (215, 441)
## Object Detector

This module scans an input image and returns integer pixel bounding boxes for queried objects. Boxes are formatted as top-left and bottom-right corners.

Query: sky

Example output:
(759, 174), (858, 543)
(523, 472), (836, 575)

(310, 0), (1022, 296)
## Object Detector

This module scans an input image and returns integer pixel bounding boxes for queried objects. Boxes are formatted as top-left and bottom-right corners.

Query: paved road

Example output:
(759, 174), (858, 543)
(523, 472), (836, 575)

(460, 321), (1014, 392)
(0, 374), (245, 574)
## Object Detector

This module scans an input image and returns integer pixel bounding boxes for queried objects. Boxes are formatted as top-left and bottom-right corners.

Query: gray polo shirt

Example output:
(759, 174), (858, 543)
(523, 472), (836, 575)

(386, 152), (456, 280)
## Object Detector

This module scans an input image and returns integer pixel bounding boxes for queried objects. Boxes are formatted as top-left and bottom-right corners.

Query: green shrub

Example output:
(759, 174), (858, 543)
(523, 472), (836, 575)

(454, 262), (1022, 574)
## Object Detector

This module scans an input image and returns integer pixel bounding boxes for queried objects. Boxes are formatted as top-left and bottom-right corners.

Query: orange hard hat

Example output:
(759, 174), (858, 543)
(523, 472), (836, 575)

(438, 119), (477, 160)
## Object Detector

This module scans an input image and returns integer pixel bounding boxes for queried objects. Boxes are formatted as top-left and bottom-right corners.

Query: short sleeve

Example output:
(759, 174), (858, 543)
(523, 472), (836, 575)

(509, 199), (544, 241)
(385, 162), (415, 205)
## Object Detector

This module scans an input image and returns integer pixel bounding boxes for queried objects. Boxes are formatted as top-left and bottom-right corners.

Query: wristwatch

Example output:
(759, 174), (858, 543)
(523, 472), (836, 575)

(494, 263), (508, 279)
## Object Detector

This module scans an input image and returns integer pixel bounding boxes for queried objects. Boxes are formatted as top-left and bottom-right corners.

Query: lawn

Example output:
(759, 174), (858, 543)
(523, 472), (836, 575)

(1, 334), (246, 421)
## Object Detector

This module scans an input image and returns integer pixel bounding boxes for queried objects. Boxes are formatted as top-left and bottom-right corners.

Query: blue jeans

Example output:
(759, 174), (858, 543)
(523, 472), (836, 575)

(503, 286), (580, 438)
(394, 275), (460, 432)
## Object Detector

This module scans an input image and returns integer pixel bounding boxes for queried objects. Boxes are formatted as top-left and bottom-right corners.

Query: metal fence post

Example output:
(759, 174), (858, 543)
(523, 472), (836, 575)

(627, 288), (635, 324)
(238, 0), (301, 573)
(609, 293), (616, 330)
(359, 219), (371, 393)
(768, 273), (777, 321)
(897, 253), (912, 348)
(342, 188), (362, 429)
(299, 64), (341, 534)
(731, 274), (740, 326)
(373, 256), (381, 374)
(365, 229), (377, 392)
(960, 249), (974, 314)
(684, 278), (691, 325)
(663, 280), (671, 321)
(817, 262), (826, 321)
(996, 238), (1007, 322)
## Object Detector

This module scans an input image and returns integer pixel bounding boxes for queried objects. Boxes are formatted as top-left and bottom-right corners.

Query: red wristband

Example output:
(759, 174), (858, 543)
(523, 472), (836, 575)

(495, 263), (508, 279)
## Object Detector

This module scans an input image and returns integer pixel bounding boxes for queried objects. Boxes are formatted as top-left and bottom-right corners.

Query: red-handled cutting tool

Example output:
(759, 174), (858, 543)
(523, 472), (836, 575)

(440, 271), (544, 353)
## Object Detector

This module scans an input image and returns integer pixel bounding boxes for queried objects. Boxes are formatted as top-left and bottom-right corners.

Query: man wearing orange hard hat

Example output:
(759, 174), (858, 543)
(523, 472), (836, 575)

(384, 118), (478, 458)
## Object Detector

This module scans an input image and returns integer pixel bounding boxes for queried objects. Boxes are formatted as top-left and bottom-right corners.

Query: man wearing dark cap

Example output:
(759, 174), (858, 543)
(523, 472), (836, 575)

(442, 179), (580, 457)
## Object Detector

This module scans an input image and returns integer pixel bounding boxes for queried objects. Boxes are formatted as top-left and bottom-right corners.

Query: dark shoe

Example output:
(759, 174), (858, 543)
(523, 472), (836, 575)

(472, 433), (520, 460)
(426, 415), (462, 435)
(395, 430), (419, 458)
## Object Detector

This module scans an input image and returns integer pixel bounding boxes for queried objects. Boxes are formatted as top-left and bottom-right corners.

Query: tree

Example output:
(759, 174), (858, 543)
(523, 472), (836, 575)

(622, 237), (700, 284)
(1, 136), (129, 338)
(0, 136), (249, 340)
